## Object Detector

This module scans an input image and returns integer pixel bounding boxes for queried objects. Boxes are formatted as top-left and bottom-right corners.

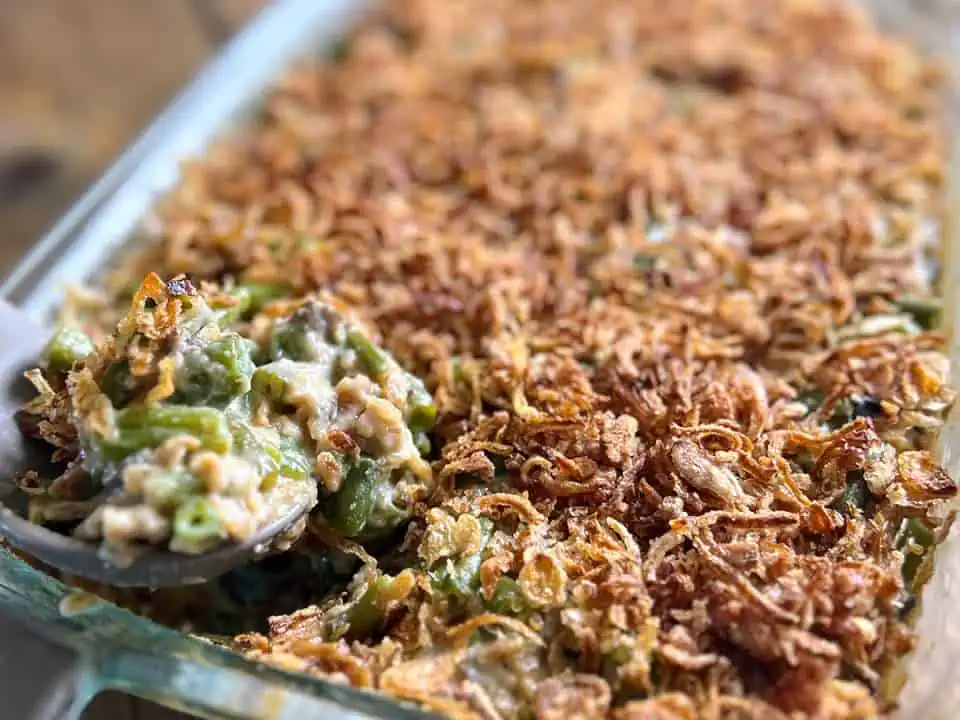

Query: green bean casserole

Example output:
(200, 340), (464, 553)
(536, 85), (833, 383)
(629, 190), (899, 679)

(13, 0), (960, 717)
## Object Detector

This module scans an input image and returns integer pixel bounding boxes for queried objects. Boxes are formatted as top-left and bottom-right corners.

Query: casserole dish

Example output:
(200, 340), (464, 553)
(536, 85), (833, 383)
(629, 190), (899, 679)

(2, 0), (960, 718)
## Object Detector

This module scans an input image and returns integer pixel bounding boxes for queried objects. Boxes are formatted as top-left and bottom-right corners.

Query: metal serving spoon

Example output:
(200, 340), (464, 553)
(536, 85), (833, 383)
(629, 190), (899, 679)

(0, 300), (314, 587)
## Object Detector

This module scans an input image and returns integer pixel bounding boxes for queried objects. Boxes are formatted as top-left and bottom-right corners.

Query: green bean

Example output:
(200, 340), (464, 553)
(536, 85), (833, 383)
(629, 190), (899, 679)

(633, 251), (659, 272)
(100, 406), (232, 461)
(486, 576), (526, 615)
(269, 321), (318, 362)
(44, 327), (95, 373)
(491, 454), (510, 476)
(899, 517), (935, 549)
(899, 517), (935, 586)
(451, 358), (467, 385)
(116, 405), (231, 438)
(796, 388), (825, 415)
(101, 361), (137, 407)
(173, 496), (226, 552)
(408, 402), (437, 433)
(216, 282), (288, 325)
(345, 575), (391, 638)
(228, 414), (311, 481)
(838, 470), (871, 517)
(895, 295), (942, 331)
(346, 329), (387, 377)
(236, 282), (288, 309)
(205, 335), (257, 382)
(251, 363), (295, 404)
(264, 433), (312, 482)
(604, 643), (634, 668)
(826, 398), (856, 430)
(365, 476), (408, 533)
(797, 389), (863, 430)
(142, 470), (204, 512)
(413, 431), (431, 458)
(327, 456), (378, 537)
(99, 429), (189, 463)
(431, 517), (493, 602)
(903, 552), (925, 587)
(173, 335), (257, 407)
(405, 378), (437, 432)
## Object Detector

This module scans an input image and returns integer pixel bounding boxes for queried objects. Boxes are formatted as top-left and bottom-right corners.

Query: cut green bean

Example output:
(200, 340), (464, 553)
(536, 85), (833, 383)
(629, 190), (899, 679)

(451, 358), (467, 385)
(204, 336), (257, 384)
(327, 456), (378, 537)
(346, 329), (387, 377)
(44, 326), (95, 373)
(431, 517), (493, 602)
(408, 402), (437, 433)
(365, 476), (408, 533)
(236, 282), (288, 310)
(826, 398), (855, 430)
(270, 321), (318, 362)
(413, 431), (431, 458)
(173, 496), (226, 551)
(604, 643), (634, 668)
(486, 576), (526, 615)
(229, 414), (311, 481)
(142, 470), (204, 512)
(345, 575), (392, 638)
(406, 379), (437, 432)
(633, 251), (659, 272)
(838, 470), (871, 517)
(100, 406), (232, 461)
(251, 363), (296, 404)
(899, 517), (935, 586)
(101, 361), (137, 407)
(895, 295), (942, 331)
(796, 388), (825, 415)
(216, 282), (289, 325)
(173, 335), (257, 407)
(899, 517), (935, 549)
(116, 405), (231, 437)
(262, 432), (312, 482)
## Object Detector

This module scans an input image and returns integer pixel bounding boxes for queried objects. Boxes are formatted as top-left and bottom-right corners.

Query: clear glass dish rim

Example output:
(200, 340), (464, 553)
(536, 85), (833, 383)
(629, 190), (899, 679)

(2, 0), (960, 717)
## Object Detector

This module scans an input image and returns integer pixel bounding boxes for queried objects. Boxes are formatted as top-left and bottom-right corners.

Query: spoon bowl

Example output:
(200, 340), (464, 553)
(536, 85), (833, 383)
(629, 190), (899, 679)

(0, 493), (313, 587)
(0, 300), (313, 587)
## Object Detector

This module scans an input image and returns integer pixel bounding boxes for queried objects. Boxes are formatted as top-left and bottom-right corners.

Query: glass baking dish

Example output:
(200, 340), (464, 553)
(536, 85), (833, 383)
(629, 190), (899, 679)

(1, 0), (959, 717)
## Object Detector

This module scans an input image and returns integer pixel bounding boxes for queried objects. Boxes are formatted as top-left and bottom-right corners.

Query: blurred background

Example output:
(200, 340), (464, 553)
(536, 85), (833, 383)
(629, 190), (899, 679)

(0, 0), (262, 279)
(0, 3), (262, 716)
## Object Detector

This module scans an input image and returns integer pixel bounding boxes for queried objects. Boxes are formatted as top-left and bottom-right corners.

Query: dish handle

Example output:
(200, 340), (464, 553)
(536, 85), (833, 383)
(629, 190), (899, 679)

(0, 610), (100, 720)
(0, 611), (406, 720)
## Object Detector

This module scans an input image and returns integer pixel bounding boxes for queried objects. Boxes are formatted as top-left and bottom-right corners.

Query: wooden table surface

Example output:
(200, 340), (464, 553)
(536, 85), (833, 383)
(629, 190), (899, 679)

(0, 4), (261, 717)
(0, 0), (261, 279)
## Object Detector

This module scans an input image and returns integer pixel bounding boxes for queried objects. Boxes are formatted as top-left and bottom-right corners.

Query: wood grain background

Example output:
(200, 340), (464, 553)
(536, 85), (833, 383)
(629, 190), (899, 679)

(0, 3), (261, 717)
(0, 0), (261, 278)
